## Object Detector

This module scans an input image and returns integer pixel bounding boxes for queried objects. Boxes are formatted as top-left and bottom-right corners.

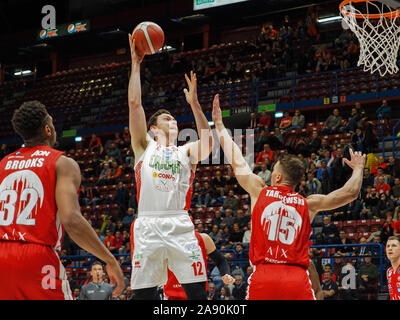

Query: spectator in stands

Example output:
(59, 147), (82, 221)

(114, 181), (130, 216)
(288, 109), (305, 130)
(345, 198), (362, 220)
(373, 167), (389, 185)
(391, 177), (400, 204)
(98, 163), (111, 185)
(192, 182), (204, 208)
(107, 143), (121, 162)
(203, 181), (218, 206)
(232, 275), (247, 300)
(380, 213), (395, 245)
(361, 187), (379, 219)
(217, 225), (231, 249)
(220, 209), (235, 229)
(254, 129), (268, 153)
(385, 155), (398, 177)
(321, 108), (342, 135)
(248, 112), (258, 131)
(278, 111), (292, 131)
(308, 130), (322, 155)
(335, 230), (354, 256)
(316, 160), (332, 194)
(341, 107), (362, 133)
(321, 270), (338, 300)
(209, 224), (222, 245)
(218, 285), (233, 300)
(122, 207), (135, 230)
(375, 176), (391, 196)
(212, 170), (228, 197)
(320, 216), (340, 245)
(377, 193), (394, 219)
(257, 111), (271, 132)
(351, 128), (364, 152)
(305, 172), (322, 196)
(242, 221), (251, 248)
(371, 155), (387, 176)
(354, 237), (370, 258)
(378, 99), (391, 119)
(270, 127), (284, 149)
(89, 134), (102, 153)
(212, 210), (223, 228)
(234, 209), (250, 230)
(207, 282), (220, 300)
(257, 162), (271, 185)
(104, 229), (117, 254)
(223, 189), (240, 213)
(255, 143), (275, 167)
(229, 223), (244, 247)
(107, 160), (122, 184)
(362, 168), (375, 194)
(357, 256), (379, 300)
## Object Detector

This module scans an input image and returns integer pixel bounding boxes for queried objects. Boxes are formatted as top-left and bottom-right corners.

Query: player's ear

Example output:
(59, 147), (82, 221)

(44, 124), (52, 137)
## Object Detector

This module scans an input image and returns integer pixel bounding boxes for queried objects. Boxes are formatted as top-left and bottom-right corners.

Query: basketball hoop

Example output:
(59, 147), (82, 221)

(339, 0), (400, 76)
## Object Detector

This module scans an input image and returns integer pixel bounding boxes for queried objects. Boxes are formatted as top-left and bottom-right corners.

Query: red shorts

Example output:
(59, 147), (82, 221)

(0, 241), (74, 300)
(247, 264), (316, 300)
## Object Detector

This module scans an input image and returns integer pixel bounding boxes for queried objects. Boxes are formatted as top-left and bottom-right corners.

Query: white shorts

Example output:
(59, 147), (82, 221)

(130, 211), (207, 290)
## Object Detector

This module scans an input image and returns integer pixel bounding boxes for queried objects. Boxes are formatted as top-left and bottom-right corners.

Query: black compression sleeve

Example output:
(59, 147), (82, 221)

(208, 249), (231, 276)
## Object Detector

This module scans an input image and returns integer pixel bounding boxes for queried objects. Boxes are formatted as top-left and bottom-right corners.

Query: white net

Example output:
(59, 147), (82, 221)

(340, 1), (400, 76)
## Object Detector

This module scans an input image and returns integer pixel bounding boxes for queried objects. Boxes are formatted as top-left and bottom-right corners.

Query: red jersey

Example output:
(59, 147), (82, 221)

(387, 265), (400, 300)
(164, 232), (208, 300)
(0, 145), (64, 251)
(250, 186), (311, 269)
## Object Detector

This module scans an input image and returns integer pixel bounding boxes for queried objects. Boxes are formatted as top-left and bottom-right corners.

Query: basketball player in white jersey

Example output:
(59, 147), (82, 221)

(127, 35), (213, 299)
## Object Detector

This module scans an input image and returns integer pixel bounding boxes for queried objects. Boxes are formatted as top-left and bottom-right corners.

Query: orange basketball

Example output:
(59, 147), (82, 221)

(132, 21), (165, 55)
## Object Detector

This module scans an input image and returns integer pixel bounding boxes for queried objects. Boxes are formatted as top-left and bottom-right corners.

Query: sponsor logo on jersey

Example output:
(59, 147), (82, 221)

(149, 155), (181, 174)
(31, 150), (50, 157)
(388, 269), (393, 277)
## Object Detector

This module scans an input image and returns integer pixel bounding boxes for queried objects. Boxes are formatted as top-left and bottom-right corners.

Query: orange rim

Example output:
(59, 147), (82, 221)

(339, 0), (400, 19)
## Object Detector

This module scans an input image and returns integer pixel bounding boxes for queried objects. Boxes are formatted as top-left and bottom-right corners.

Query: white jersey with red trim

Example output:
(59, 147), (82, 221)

(134, 139), (194, 213)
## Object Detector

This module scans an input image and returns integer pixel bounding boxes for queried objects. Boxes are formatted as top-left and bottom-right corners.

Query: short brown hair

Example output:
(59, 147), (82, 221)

(277, 153), (305, 186)
(147, 109), (171, 131)
(387, 236), (400, 244)
(91, 261), (104, 270)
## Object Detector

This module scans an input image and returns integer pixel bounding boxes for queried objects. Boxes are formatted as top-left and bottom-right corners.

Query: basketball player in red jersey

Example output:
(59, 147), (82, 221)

(386, 236), (400, 300)
(0, 101), (124, 299)
(163, 232), (234, 300)
(211, 94), (365, 300)
(127, 36), (213, 299)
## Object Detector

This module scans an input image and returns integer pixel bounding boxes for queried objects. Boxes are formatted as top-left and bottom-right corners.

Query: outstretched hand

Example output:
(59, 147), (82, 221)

(211, 94), (223, 127)
(183, 71), (199, 106)
(343, 148), (366, 170)
(128, 34), (144, 65)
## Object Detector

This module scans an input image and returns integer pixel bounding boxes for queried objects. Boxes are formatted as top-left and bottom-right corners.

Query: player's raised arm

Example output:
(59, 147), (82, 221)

(212, 94), (264, 199)
(184, 71), (213, 165)
(55, 156), (125, 298)
(307, 149), (366, 221)
(127, 35), (150, 160)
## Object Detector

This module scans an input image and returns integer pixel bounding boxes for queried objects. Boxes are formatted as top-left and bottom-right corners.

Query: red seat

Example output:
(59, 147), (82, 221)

(343, 220), (357, 233)
(356, 219), (371, 233)
(358, 232), (371, 240)
(332, 221), (343, 230)
(346, 233), (358, 241)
